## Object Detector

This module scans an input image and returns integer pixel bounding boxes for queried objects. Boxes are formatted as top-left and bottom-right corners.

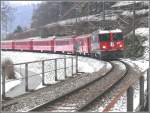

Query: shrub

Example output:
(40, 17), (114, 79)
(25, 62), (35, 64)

(2, 58), (15, 79)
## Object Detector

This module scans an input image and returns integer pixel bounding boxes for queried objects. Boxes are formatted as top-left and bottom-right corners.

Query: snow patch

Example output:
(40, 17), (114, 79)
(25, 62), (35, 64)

(135, 27), (149, 38)
(112, 1), (144, 8)
(121, 9), (149, 17)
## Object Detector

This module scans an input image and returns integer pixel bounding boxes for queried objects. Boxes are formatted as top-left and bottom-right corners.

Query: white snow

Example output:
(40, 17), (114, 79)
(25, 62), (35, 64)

(135, 27), (149, 38)
(1, 70), (22, 99)
(44, 12), (117, 28)
(112, 1), (144, 8)
(121, 9), (149, 17)
(5, 80), (21, 93)
(122, 11), (133, 17)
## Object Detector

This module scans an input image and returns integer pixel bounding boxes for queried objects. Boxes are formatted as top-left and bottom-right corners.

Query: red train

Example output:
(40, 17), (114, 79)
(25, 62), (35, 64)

(1, 29), (125, 59)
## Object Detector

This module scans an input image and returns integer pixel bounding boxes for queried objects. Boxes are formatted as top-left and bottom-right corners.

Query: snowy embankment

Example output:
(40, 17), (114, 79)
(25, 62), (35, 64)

(1, 51), (106, 97)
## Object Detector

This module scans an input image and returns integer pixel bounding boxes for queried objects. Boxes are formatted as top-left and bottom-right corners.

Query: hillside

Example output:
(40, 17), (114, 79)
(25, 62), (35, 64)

(6, 1), (149, 40)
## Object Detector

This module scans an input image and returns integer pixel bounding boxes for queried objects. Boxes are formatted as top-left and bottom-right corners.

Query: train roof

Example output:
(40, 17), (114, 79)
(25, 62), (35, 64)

(54, 35), (76, 40)
(75, 34), (91, 39)
(98, 29), (122, 34)
(1, 40), (12, 42)
(29, 36), (56, 41)
(14, 38), (33, 42)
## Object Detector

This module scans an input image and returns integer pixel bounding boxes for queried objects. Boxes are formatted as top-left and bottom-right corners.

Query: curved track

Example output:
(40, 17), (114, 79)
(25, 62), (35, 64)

(80, 60), (129, 112)
(30, 60), (128, 112)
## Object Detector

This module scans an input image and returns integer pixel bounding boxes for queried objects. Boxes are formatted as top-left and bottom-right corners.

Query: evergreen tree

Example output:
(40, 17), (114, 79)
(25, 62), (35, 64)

(14, 25), (23, 33)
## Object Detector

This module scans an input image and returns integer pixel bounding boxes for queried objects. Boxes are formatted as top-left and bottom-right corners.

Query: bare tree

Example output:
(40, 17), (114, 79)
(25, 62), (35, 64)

(1, 1), (14, 39)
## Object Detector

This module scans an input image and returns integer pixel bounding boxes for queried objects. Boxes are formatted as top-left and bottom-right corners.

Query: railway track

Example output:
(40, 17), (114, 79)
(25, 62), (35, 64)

(30, 60), (128, 112)
(80, 60), (129, 112)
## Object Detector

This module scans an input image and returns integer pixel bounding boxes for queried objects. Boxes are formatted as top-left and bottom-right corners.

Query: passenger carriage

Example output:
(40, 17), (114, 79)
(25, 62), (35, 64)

(74, 34), (91, 55)
(14, 39), (33, 51)
(54, 36), (76, 54)
(1, 40), (14, 50)
(32, 37), (54, 52)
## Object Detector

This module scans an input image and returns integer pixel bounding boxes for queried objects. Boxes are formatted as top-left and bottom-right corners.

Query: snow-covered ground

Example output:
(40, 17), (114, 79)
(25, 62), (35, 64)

(1, 51), (106, 97)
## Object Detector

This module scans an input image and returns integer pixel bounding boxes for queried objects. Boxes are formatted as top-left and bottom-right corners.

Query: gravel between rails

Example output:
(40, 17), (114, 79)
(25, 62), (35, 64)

(32, 61), (126, 112)
(2, 61), (111, 112)
(82, 61), (142, 112)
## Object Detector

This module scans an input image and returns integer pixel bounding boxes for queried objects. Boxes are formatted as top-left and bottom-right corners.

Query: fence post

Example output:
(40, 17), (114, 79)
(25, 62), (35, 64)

(76, 54), (78, 74)
(72, 57), (73, 76)
(147, 69), (149, 111)
(127, 86), (134, 112)
(25, 63), (28, 92)
(140, 76), (144, 111)
(2, 67), (6, 99)
(42, 61), (45, 85)
(55, 59), (57, 81)
(64, 58), (67, 78)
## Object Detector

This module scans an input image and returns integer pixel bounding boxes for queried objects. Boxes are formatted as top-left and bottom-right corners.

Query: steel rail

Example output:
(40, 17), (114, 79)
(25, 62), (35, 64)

(27, 61), (114, 112)
(29, 61), (127, 112)
(78, 60), (129, 112)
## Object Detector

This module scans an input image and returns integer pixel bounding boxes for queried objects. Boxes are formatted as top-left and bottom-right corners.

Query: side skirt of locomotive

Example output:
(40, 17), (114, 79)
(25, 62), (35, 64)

(91, 50), (124, 60)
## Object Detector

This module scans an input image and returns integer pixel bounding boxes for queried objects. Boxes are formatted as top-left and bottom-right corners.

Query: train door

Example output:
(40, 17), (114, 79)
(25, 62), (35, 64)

(91, 32), (99, 53)
(87, 37), (91, 54)
(51, 39), (54, 52)
(12, 41), (15, 49)
(30, 40), (33, 50)
(74, 38), (80, 53)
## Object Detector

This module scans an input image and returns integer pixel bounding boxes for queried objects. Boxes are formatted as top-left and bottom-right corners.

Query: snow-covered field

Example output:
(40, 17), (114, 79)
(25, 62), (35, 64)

(1, 51), (106, 97)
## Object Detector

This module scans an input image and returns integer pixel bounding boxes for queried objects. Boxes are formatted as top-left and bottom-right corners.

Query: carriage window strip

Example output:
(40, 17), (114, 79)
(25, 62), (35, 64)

(56, 40), (70, 45)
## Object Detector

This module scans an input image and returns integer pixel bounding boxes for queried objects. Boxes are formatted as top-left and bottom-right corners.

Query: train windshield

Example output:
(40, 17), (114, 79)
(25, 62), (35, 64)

(99, 34), (110, 41)
(113, 33), (123, 41)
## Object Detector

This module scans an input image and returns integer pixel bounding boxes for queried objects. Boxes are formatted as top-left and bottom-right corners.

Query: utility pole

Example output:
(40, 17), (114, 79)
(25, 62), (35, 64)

(133, 0), (136, 50)
(103, 0), (105, 21)
(102, 0), (106, 29)
(5, 15), (8, 39)
(75, 3), (79, 73)
(59, 2), (62, 21)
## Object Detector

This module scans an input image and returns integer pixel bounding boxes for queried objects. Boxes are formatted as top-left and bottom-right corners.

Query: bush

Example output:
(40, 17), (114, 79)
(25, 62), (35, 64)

(2, 58), (15, 79)
(124, 33), (146, 58)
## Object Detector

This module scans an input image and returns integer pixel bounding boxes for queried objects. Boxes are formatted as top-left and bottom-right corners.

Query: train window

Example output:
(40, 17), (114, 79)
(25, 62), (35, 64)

(56, 40), (69, 45)
(99, 34), (110, 41)
(113, 33), (123, 41)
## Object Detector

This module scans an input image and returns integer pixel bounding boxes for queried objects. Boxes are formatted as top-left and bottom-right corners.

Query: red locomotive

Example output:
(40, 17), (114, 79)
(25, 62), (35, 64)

(1, 29), (124, 59)
(90, 29), (124, 59)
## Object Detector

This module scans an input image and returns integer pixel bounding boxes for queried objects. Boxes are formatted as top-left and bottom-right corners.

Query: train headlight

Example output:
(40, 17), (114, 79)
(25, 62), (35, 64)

(119, 44), (123, 48)
(102, 45), (106, 49)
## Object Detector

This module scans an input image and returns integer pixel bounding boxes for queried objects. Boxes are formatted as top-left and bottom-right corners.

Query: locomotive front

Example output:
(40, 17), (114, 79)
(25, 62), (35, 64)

(91, 29), (125, 59)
